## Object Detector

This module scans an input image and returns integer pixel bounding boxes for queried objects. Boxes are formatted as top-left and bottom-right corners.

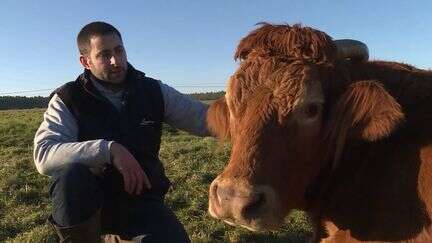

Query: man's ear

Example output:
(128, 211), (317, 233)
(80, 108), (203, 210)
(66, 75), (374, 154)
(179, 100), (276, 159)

(207, 97), (230, 139)
(79, 55), (91, 69)
(324, 80), (404, 167)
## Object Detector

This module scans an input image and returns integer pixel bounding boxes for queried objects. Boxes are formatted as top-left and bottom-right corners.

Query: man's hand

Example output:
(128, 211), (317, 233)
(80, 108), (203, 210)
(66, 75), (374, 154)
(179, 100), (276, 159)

(110, 142), (152, 195)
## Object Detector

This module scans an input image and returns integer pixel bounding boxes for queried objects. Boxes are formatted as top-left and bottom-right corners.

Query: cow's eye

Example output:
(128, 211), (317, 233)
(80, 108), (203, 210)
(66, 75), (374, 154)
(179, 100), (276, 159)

(304, 104), (320, 118)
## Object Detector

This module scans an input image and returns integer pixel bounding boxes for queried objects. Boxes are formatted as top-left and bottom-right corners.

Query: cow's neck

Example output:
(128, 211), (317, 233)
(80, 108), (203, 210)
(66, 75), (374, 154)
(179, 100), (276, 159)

(307, 60), (432, 242)
(304, 139), (366, 241)
(312, 131), (432, 242)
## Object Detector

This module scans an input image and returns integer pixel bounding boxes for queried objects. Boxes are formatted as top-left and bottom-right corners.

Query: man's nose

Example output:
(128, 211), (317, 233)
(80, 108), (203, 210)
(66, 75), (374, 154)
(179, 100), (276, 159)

(110, 55), (118, 66)
(110, 55), (120, 66)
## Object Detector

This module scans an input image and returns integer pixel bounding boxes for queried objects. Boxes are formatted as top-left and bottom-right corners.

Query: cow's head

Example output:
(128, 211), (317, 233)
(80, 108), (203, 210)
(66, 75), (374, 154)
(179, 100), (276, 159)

(207, 23), (404, 231)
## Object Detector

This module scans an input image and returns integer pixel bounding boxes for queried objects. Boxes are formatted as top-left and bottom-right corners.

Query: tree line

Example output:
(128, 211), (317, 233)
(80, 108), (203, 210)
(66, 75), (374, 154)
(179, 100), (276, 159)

(0, 91), (225, 110)
(0, 96), (49, 110)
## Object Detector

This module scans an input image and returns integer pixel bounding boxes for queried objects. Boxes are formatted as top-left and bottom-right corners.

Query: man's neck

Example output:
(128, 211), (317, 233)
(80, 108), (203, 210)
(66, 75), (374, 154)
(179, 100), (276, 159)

(89, 73), (126, 93)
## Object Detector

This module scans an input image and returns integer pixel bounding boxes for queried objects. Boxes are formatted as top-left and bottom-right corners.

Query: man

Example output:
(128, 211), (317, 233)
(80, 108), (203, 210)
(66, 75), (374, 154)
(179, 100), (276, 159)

(33, 21), (209, 242)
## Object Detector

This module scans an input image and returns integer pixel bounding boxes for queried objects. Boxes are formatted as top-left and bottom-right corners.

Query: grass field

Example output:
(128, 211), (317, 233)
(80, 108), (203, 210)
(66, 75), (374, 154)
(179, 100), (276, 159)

(0, 109), (313, 243)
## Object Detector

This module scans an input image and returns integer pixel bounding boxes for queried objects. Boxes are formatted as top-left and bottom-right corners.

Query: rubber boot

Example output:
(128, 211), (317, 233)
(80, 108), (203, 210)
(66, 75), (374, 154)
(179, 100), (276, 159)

(48, 209), (102, 243)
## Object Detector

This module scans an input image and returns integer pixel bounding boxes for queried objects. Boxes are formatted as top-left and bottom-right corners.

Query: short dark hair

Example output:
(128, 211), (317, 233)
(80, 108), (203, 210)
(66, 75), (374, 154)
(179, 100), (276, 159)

(77, 21), (122, 55)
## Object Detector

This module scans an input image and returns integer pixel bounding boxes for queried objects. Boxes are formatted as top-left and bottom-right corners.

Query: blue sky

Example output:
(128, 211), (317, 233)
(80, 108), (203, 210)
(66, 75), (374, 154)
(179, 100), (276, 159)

(0, 0), (431, 96)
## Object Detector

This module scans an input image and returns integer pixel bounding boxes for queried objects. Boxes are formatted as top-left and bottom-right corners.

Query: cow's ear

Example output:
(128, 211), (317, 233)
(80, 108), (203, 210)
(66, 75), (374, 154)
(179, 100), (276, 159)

(207, 97), (230, 139)
(325, 81), (404, 166)
(330, 80), (404, 141)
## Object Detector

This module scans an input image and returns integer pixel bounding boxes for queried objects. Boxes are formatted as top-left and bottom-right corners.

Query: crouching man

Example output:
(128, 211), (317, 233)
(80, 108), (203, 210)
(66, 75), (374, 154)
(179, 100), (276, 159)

(33, 21), (209, 243)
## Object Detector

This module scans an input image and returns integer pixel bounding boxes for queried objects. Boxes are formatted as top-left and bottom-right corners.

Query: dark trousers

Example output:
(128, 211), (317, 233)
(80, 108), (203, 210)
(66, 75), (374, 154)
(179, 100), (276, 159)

(49, 163), (190, 243)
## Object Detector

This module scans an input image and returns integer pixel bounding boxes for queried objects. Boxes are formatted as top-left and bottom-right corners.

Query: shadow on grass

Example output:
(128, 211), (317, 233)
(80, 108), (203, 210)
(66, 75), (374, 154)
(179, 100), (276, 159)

(202, 227), (312, 243)
(237, 231), (312, 243)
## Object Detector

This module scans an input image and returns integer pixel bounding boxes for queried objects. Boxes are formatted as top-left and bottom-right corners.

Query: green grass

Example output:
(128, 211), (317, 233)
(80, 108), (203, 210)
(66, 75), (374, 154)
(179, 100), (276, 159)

(0, 109), (313, 243)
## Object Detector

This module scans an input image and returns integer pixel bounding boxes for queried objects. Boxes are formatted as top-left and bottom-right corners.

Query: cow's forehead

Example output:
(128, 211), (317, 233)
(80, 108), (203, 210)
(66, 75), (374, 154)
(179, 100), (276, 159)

(225, 59), (324, 118)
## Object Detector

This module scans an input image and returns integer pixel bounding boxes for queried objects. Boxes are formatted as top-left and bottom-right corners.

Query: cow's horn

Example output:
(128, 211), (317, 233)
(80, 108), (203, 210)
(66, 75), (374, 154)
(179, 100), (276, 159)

(334, 39), (369, 62)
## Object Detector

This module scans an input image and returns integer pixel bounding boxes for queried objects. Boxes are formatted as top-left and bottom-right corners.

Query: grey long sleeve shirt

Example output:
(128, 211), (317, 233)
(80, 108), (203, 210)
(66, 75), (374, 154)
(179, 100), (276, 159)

(33, 80), (209, 176)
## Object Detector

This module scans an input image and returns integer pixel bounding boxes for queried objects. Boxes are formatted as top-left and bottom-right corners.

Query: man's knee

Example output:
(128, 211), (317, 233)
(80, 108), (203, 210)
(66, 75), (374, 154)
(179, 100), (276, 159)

(125, 199), (191, 243)
(50, 163), (99, 196)
(50, 163), (103, 226)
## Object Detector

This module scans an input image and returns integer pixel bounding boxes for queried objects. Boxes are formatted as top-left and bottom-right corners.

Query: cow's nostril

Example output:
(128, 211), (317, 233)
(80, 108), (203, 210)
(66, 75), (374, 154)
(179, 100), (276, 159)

(216, 183), (235, 202)
(241, 192), (266, 219)
(211, 183), (220, 206)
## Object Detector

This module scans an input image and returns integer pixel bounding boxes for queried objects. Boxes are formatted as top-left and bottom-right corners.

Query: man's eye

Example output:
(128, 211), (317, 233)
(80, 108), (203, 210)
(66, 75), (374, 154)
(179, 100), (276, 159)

(304, 104), (320, 118)
(101, 53), (111, 59)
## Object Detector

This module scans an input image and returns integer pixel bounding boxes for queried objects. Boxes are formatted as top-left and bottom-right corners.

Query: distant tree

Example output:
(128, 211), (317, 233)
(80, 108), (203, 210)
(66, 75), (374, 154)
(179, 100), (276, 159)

(0, 96), (49, 110)
(0, 91), (225, 110)
(188, 91), (225, 101)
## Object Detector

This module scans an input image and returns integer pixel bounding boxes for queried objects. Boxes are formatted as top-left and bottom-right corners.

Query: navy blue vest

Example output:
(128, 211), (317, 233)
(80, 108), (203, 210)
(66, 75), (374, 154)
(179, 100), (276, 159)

(53, 65), (170, 196)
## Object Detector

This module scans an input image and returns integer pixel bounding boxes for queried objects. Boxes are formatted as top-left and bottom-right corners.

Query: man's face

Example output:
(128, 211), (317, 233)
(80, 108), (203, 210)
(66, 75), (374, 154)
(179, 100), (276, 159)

(80, 33), (128, 84)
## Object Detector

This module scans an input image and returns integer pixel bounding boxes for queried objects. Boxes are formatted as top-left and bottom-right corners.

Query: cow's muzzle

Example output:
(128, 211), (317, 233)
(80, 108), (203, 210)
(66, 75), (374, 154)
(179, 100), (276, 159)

(208, 177), (282, 231)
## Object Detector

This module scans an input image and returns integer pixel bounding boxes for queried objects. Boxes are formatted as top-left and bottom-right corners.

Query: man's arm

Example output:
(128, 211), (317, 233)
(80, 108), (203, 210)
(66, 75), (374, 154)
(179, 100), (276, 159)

(160, 81), (210, 136)
(33, 94), (113, 176)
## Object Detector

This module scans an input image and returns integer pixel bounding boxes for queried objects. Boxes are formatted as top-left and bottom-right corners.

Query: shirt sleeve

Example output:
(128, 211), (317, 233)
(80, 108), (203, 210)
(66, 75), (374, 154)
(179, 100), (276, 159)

(159, 81), (210, 137)
(33, 94), (113, 177)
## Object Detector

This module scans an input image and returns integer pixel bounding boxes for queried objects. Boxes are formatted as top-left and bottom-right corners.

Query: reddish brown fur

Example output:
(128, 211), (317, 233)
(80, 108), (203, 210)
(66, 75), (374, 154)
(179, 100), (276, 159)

(328, 81), (404, 142)
(206, 97), (230, 139)
(207, 23), (432, 242)
(235, 23), (336, 64)
(315, 61), (432, 243)
(324, 80), (405, 169)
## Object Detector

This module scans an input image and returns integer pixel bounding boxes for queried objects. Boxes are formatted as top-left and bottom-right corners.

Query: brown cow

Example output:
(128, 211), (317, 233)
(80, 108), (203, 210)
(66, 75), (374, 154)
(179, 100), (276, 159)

(207, 23), (432, 242)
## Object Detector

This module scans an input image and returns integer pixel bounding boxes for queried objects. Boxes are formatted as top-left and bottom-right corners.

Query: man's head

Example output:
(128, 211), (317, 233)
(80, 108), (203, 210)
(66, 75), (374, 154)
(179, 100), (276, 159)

(77, 21), (128, 84)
